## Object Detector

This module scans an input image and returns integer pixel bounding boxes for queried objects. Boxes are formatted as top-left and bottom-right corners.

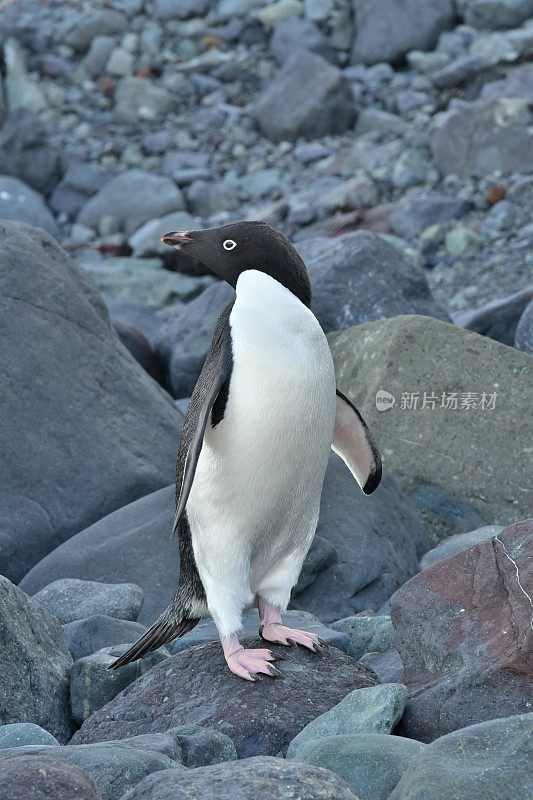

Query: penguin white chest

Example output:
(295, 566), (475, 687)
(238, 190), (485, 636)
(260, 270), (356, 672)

(187, 270), (336, 586)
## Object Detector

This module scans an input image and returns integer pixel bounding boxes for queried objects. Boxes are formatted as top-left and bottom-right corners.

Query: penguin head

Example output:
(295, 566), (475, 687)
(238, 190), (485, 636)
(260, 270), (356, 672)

(161, 221), (312, 306)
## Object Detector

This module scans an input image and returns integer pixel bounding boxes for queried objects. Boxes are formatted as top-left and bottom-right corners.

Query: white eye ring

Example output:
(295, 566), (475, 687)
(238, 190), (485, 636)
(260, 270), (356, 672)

(223, 239), (237, 251)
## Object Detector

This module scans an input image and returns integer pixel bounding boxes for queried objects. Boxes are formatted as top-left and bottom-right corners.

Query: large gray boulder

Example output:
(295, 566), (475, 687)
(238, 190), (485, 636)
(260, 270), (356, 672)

(0, 577), (73, 743)
(419, 524), (504, 568)
(71, 637), (378, 757)
(0, 723), (58, 749)
(0, 108), (62, 195)
(253, 50), (357, 142)
(32, 578), (144, 624)
(0, 222), (182, 582)
(63, 615), (148, 661)
(298, 231), (450, 333)
(0, 754), (103, 800)
(462, 0), (533, 29)
(329, 315), (532, 532)
(0, 175), (59, 237)
(351, 0), (455, 65)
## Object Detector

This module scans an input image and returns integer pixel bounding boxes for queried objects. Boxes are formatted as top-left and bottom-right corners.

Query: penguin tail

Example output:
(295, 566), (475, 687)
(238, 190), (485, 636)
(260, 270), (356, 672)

(108, 607), (200, 670)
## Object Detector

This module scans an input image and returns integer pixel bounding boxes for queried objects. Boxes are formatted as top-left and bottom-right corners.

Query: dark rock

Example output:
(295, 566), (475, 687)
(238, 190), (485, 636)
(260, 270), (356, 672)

(287, 683), (408, 757)
(0, 744), (178, 800)
(390, 519), (533, 742)
(153, 282), (235, 399)
(0, 754), (103, 800)
(430, 55), (493, 89)
(390, 190), (473, 238)
(106, 301), (164, 343)
(153, 0), (209, 19)
(0, 577), (73, 743)
(120, 756), (358, 800)
(270, 16), (335, 65)
(112, 725), (237, 767)
(389, 713), (533, 800)
(0, 176), (59, 238)
(515, 297), (533, 354)
(453, 287), (533, 346)
(64, 9), (128, 53)
(70, 645), (169, 725)
(297, 232), (450, 333)
(359, 649), (404, 684)
(253, 50), (356, 142)
(0, 109), (62, 195)
(0, 222), (182, 582)
(49, 163), (113, 218)
(463, 0), (533, 30)
(351, 0), (455, 65)
(291, 734), (425, 800)
(71, 637), (378, 757)
(113, 322), (167, 388)
(0, 723), (58, 748)
(32, 578), (144, 624)
(407, 484), (487, 543)
(330, 615), (395, 659)
(63, 615), (147, 661)
(420, 525), (504, 569)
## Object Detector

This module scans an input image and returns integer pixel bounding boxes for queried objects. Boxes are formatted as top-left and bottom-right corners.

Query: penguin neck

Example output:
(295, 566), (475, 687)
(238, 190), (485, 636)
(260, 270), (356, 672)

(235, 269), (309, 317)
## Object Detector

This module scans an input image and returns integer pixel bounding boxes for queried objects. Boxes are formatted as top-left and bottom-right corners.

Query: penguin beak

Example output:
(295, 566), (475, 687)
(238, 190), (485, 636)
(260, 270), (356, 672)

(160, 231), (192, 247)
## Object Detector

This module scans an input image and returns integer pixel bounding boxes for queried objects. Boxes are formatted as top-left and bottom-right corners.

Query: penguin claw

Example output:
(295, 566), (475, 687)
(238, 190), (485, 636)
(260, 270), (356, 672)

(267, 664), (283, 678)
(317, 637), (330, 650)
(286, 638), (298, 647)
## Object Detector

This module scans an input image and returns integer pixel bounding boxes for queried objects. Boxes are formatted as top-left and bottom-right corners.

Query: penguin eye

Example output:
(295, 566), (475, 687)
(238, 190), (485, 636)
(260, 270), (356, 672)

(223, 239), (237, 251)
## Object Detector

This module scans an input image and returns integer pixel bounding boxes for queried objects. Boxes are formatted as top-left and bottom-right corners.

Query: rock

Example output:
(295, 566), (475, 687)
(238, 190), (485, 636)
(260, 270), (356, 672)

(113, 322), (167, 387)
(32, 578), (144, 625)
(153, 281), (235, 398)
(77, 170), (184, 236)
(114, 77), (179, 124)
(431, 97), (533, 177)
(0, 744), (178, 800)
(430, 55), (493, 89)
(463, 0), (533, 30)
(0, 754), (103, 800)
(515, 297), (533, 354)
(185, 179), (241, 217)
(83, 36), (116, 77)
(70, 645), (169, 725)
(253, 50), (356, 142)
(19, 486), (177, 626)
(330, 615), (395, 659)
(287, 683), (408, 757)
(0, 175), (60, 238)
(0, 577), (73, 743)
(49, 163), (113, 218)
(389, 713), (533, 800)
(106, 47), (134, 76)
(419, 525), (505, 568)
(0, 723), (59, 749)
(153, 0), (210, 20)
(120, 756), (358, 800)
(296, 232), (449, 333)
(355, 108), (408, 136)
(390, 190), (472, 237)
(351, 0), (455, 65)
(391, 148), (430, 190)
(390, 518), (533, 741)
(3, 37), (46, 113)
(270, 16), (334, 64)
(359, 649), (404, 684)
(445, 224), (482, 255)
(63, 615), (147, 661)
(0, 222), (182, 582)
(106, 302), (165, 344)
(329, 316), (533, 531)
(128, 210), (201, 266)
(71, 636), (378, 756)
(65, 9), (128, 53)
(110, 725), (237, 767)
(453, 287), (533, 346)
(290, 734), (425, 800)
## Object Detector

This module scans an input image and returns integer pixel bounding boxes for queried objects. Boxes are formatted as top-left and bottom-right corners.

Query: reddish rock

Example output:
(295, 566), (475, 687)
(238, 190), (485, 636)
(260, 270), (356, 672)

(390, 519), (533, 742)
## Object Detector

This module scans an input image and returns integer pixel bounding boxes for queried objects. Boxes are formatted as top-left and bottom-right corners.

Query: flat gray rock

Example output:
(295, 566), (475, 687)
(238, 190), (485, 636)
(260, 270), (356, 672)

(63, 615), (147, 661)
(32, 579), (144, 624)
(0, 175), (59, 237)
(419, 525), (505, 568)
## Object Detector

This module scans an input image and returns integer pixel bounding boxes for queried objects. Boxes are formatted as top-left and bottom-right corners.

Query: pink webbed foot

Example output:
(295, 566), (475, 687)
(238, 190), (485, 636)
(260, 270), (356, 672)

(259, 623), (328, 653)
(221, 635), (282, 682)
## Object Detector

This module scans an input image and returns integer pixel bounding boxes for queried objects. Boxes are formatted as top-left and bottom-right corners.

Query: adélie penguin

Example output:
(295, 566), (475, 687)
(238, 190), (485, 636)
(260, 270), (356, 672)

(110, 221), (381, 681)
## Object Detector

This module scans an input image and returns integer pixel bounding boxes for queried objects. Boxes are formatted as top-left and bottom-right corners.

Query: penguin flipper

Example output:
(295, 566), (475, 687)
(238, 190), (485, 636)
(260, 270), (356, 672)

(332, 388), (382, 495)
(172, 303), (234, 534)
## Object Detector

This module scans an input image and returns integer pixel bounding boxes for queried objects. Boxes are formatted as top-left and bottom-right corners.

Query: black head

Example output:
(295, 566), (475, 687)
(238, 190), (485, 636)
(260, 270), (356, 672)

(161, 221), (312, 307)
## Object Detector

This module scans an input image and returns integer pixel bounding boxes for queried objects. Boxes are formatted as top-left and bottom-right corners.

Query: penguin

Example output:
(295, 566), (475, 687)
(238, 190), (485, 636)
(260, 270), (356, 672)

(110, 221), (381, 681)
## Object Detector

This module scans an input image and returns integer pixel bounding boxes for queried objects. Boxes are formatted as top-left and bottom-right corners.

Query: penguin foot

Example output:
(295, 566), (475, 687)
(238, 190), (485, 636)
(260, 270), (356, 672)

(259, 624), (325, 653)
(221, 634), (281, 681)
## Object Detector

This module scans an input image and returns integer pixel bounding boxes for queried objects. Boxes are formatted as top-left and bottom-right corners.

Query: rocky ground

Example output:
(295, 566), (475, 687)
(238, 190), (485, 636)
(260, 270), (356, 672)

(0, 1), (532, 799)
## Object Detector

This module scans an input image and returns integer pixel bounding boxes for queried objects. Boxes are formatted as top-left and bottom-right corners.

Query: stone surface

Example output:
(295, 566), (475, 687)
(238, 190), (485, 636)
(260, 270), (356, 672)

(454, 287), (533, 346)
(63, 615), (148, 661)
(0, 754), (103, 800)
(329, 315), (532, 531)
(270, 15), (334, 64)
(298, 231), (449, 333)
(49, 163), (113, 218)
(0, 723), (58, 749)
(291, 733), (425, 800)
(390, 519), (533, 742)
(0, 175), (60, 238)
(287, 683), (408, 757)
(0, 577), (73, 743)
(0, 744), (178, 800)
(463, 0), (533, 30)
(359, 649), (404, 684)
(65, 9), (127, 52)
(330, 615), (395, 659)
(351, 0), (455, 65)
(33, 579), (144, 624)
(114, 77), (179, 125)
(109, 725), (237, 767)
(389, 713), (533, 800)
(419, 525), (504, 568)
(515, 297), (533, 354)
(0, 108), (62, 196)
(113, 322), (167, 387)
(253, 50), (356, 142)
(71, 637), (379, 757)
(0, 222), (181, 582)
(120, 756), (358, 800)
(77, 170), (185, 236)
(390, 190), (472, 238)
